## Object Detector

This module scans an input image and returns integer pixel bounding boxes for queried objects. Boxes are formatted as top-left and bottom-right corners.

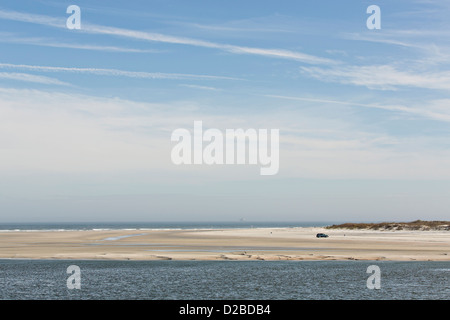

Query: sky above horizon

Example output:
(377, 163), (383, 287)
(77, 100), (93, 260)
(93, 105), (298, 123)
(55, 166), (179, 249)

(1, 0), (450, 222)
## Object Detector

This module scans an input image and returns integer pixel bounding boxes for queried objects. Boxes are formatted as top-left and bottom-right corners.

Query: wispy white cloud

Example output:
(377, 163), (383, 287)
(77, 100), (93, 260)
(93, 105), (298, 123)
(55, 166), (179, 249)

(85, 23), (336, 64)
(341, 32), (419, 49)
(265, 94), (450, 123)
(264, 94), (411, 111)
(181, 21), (293, 33)
(341, 31), (450, 58)
(0, 8), (63, 27)
(340, 29), (450, 66)
(0, 33), (163, 53)
(0, 62), (241, 81)
(300, 65), (450, 91)
(167, 14), (300, 35)
(179, 84), (221, 91)
(0, 8), (336, 65)
(1, 87), (450, 180)
(0, 72), (69, 86)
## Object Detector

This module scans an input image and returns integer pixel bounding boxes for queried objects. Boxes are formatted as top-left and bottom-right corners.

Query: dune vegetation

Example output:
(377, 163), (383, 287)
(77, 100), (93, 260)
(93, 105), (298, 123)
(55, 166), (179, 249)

(325, 220), (450, 231)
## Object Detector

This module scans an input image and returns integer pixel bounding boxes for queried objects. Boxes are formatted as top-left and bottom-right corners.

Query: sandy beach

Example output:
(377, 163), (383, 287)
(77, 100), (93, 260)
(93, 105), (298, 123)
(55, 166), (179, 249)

(0, 227), (448, 261)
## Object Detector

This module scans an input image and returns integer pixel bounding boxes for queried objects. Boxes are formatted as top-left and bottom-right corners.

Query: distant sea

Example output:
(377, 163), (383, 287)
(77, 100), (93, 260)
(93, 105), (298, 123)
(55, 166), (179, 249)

(0, 221), (332, 232)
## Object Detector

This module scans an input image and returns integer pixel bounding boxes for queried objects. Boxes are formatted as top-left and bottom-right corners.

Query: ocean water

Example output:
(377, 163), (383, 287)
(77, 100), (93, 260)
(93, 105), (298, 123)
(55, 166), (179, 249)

(0, 260), (448, 300)
(0, 221), (331, 232)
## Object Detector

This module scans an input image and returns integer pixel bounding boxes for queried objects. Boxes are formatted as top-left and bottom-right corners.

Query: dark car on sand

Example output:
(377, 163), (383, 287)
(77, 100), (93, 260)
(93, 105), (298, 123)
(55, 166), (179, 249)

(316, 233), (329, 238)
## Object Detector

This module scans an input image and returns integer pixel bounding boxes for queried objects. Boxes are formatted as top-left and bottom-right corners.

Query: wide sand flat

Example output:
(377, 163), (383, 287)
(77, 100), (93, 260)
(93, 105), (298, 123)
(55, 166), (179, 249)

(0, 227), (448, 261)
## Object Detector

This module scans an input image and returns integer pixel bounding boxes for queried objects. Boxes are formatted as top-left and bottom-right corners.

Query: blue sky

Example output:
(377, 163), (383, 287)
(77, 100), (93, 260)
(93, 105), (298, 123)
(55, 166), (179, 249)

(1, 0), (450, 222)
